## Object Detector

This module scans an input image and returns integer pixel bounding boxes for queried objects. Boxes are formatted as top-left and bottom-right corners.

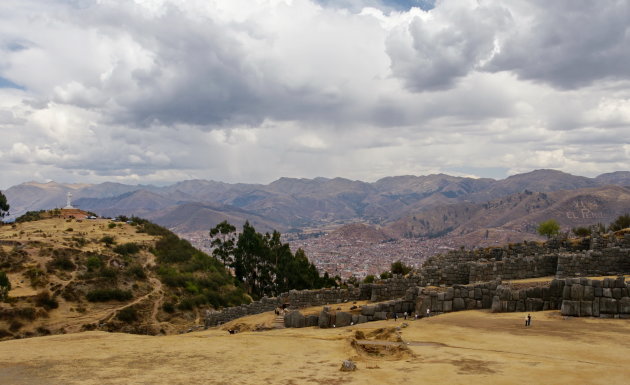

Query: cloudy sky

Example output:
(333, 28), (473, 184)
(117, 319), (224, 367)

(1, 0), (629, 188)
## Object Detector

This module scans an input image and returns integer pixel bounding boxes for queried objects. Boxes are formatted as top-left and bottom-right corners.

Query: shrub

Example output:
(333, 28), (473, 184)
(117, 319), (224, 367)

(86, 288), (132, 302)
(34, 291), (59, 310)
(363, 275), (376, 284)
(162, 302), (175, 313)
(86, 255), (104, 272)
(108, 223), (116, 229)
(609, 214), (630, 232)
(49, 255), (75, 271)
(100, 235), (116, 246)
(113, 242), (141, 256)
(572, 227), (591, 237)
(126, 264), (146, 280)
(116, 306), (138, 323)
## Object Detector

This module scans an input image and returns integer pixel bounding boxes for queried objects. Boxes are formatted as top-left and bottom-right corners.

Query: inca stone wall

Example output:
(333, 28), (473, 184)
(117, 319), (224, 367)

(207, 235), (630, 326)
(556, 248), (630, 278)
(560, 277), (630, 318)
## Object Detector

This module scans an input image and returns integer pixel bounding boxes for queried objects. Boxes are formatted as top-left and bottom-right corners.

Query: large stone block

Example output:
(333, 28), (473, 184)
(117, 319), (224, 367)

(336, 312), (352, 327)
(580, 301), (593, 317)
(594, 287), (603, 297)
(318, 310), (331, 328)
(561, 300), (580, 316)
(593, 298), (600, 317)
(562, 286), (572, 299)
(583, 286), (595, 301)
(600, 298), (618, 314)
(374, 311), (388, 321)
(360, 305), (375, 316)
(443, 300), (453, 312)
(465, 298), (476, 310)
(285, 311), (306, 328)
(603, 288), (612, 298)
(491, 296), (502, 312)
(612, 288), (622, 300)
(358, 315), (369, 324)
(445, 288), (454, 301)
(516, 300), (525, 312)
(619, 298), (630, 314)
(571, 284), (584, 300)
(306, 315), (319, 327)
(507, 301), (516, 312)
(453, 298), (465, 311)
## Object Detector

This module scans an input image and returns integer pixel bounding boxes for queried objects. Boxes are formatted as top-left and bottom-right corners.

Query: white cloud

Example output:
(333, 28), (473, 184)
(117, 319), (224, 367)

(0, 0), (629, 189)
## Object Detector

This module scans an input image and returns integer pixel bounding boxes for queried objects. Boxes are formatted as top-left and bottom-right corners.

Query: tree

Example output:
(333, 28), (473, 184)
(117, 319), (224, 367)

(390, 260), (413, 276)
(0, 271), (10, 301)
(572, 227), (590, 237)
(0, 191), (9, 218)
(537, 219), (560, 239)
(209, 221), (237, 267)
(609, 214), (630, 232)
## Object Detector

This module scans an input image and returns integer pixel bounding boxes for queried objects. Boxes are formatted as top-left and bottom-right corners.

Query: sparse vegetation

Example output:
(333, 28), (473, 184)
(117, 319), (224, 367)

(34, 291), (59, 310)
(390, 260), (413, 276)
(113, 242), (140, 256)
(572, 226), (591, 237)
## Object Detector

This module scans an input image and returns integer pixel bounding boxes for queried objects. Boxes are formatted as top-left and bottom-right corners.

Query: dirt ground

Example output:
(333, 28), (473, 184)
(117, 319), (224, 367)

(0, 309), (629, 385)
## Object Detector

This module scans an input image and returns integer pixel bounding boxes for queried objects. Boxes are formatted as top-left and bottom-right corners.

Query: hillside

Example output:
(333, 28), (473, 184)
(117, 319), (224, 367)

(0, 215), (248, 340)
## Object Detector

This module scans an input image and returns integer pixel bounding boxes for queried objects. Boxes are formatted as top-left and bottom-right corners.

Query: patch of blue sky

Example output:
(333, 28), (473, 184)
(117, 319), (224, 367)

(0, 77), (25, 90)
(314, 0), (435, 12)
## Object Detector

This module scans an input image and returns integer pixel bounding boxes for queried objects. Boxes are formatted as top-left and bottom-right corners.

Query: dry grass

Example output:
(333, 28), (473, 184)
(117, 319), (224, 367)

(0, 309), (628, 384)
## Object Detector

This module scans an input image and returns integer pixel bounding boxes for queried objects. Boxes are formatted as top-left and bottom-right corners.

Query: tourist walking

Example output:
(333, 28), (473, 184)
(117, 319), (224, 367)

(426, 308), (430, 318)
(527, 314), (532, 326)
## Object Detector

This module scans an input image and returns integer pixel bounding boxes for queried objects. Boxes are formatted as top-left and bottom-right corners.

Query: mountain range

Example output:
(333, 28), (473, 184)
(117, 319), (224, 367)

(3, 169), (630, 245)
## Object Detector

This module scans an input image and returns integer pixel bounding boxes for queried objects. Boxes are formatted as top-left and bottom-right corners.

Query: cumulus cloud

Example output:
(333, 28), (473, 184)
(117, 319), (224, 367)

(0, 0), (628, 189)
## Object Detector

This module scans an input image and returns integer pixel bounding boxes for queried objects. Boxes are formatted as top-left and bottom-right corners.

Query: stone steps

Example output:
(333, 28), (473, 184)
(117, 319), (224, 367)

(273, 316), (285, 329)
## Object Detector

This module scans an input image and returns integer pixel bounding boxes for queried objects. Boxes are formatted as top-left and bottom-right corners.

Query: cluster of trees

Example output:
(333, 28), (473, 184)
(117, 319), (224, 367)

(210, 221), (337, 299)
(0, 191), (8, 219)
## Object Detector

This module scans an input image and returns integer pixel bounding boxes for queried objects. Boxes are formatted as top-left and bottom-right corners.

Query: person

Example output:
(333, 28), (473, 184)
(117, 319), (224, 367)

(394, 312), (398, 321)
(527, 314), (532, 326)
(524, 315), (528, 327)
(403, 311), (408, 320)
(414, 313), (419, 320)
(426, 308), (430, 318)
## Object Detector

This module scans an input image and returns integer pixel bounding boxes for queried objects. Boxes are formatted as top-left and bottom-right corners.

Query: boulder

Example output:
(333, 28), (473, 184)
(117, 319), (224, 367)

(340, 360), (357, 372)
(284, 311), (305, 328)
(583, 286), (595, 301)
(336, 312), (352, 327)
(443, 300), (453, 312)
(318, 310), (331, 328)
(580, 301), (593, 317)
(306, 315), (319, 327)
(361, 305), (376, 316)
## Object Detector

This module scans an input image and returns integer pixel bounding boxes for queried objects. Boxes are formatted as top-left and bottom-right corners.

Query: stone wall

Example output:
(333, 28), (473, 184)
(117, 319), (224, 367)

(207, 236), (630, 326)
(560, 277), (630, 318)
(556, 248), (630, 277)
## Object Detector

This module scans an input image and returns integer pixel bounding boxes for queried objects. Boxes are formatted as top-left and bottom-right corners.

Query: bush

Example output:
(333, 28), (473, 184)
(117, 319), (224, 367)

(100, 236), (116, 246)
(113, 242), (141, 256)
(609, 214), (630, 232)
(572, 227), (591, 237)
(162, 302), (175, 313)
(116, 306), (138, 323)
(86, 288), (133, 302)
(49, 255), (76, 271)
(126, 264), (146, 280)
(363, 275), (376, 284)
(108, 223), (116, 229)
(34, 291), (59, 310)
(86, 255), (104, 272)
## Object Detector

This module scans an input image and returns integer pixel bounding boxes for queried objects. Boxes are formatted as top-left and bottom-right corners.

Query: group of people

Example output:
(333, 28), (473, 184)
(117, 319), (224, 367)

(524, 313), (532, 326)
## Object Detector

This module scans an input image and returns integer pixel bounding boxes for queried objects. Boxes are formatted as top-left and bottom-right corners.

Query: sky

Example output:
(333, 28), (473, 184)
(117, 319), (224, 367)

(0, 0), (629, 189)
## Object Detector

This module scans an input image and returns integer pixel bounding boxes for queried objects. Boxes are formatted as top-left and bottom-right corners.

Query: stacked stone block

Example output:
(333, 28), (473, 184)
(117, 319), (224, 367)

(560, 277), (630, 319)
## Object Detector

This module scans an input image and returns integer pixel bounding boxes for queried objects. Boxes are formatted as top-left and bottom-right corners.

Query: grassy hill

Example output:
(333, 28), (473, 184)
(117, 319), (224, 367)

(0, 214), (248, 340)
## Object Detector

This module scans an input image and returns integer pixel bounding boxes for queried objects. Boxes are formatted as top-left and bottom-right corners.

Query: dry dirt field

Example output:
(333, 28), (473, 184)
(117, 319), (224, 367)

(1, 309), (629, 385)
